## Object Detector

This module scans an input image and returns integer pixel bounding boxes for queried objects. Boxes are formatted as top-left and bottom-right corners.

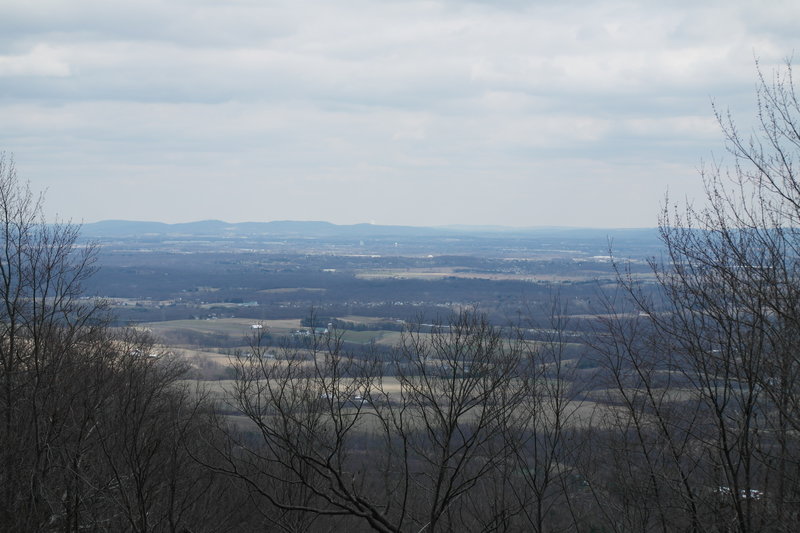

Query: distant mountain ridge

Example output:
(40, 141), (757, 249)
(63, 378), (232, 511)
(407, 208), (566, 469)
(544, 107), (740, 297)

(80, 219), (660, 242)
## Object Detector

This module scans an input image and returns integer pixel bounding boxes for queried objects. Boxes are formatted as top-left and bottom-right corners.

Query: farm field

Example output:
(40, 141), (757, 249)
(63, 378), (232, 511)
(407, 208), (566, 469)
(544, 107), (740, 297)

(145, 317), (416, 351)
(144, 318), (301, 339)
(192, 377), (616, 434)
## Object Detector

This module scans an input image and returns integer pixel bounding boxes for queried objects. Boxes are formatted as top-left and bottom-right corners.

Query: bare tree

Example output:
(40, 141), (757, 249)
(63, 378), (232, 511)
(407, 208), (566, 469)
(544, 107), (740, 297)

(0, 153), (107, 530)
(593, 60), (800, 532)
(211, 310), (538, 532)
(214, 317), (387, 532)
(0, 155), (230, 532)
(86, 329), (234, 533)
(373, 310), (526, 532)
(502, 303), (587, 533)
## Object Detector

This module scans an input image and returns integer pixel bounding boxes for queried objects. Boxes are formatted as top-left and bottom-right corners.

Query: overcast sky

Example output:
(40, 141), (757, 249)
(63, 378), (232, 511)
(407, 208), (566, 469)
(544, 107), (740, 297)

(1, 0), (797, 227)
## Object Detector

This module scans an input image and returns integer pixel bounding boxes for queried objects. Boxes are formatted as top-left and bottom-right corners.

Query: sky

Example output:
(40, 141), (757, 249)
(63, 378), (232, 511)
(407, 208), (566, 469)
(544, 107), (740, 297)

(1, 0), (798, 228)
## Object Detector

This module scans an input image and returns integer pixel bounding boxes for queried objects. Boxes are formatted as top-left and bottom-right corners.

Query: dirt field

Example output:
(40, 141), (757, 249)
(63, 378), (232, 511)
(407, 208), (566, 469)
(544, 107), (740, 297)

(145, 317), (304, 337)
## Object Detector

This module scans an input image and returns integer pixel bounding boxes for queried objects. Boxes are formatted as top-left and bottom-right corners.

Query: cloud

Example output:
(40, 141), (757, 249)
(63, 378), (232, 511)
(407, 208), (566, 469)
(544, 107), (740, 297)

(0, 0), (796, 227)
(0, 43), (71, 77)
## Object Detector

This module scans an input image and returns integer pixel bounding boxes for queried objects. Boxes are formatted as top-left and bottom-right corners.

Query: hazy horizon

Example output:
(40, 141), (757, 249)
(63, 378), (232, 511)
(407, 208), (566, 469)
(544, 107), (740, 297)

(82, 218), (660, 231)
